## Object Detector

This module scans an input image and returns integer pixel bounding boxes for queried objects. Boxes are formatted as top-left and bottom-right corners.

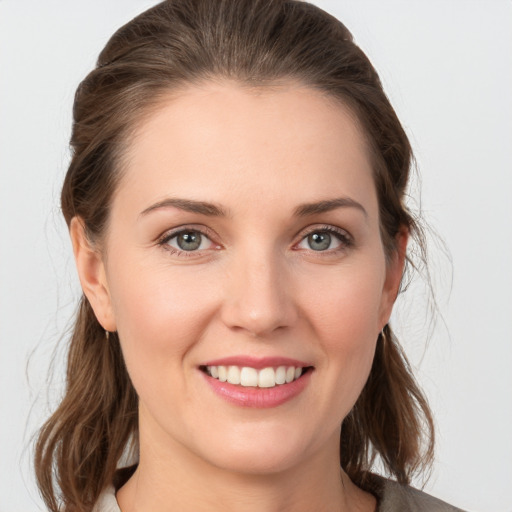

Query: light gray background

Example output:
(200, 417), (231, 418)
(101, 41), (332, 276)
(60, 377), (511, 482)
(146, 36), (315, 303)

(1, 1), (511, 511)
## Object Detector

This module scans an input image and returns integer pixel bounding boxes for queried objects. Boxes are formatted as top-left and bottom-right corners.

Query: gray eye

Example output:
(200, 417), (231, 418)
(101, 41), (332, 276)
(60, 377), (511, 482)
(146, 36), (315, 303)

(307, 232), (332, 251)
(176, 231), (202, 251)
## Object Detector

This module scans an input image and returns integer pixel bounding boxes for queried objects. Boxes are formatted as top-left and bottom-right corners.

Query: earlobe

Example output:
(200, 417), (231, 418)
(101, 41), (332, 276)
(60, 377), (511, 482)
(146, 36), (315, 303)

(379, 228), (409, 328)
(69, 217), (116, 332)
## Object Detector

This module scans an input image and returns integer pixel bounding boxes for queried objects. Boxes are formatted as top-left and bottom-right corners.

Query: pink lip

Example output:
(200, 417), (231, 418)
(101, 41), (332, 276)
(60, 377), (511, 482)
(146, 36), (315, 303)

(201, 368), (313, 409)
(201, 355), (310, 370)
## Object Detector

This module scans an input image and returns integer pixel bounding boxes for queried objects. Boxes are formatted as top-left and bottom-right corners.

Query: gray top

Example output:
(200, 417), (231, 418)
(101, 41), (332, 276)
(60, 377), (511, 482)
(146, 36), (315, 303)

(373, 477), (466, 511)
(92, 476), (465, 512)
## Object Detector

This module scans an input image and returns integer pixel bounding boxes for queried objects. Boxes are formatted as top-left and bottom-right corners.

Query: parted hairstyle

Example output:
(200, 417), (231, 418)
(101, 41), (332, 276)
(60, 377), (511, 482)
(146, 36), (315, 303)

(35, 1), (435, 510)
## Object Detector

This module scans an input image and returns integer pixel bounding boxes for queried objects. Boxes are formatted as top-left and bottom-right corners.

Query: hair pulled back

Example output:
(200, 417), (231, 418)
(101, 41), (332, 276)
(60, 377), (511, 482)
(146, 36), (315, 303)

(35, 1), (434, 510)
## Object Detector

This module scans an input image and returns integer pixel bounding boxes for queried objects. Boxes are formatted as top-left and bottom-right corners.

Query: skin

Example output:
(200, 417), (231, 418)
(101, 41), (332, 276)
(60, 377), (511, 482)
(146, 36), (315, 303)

(71, 80), (407, 512)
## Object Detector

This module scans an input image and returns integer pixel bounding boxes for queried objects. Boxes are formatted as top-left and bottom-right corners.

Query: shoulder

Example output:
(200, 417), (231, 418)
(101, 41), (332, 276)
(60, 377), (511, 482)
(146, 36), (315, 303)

(92, 485), (120, 512)
(373, 476), (466, 512)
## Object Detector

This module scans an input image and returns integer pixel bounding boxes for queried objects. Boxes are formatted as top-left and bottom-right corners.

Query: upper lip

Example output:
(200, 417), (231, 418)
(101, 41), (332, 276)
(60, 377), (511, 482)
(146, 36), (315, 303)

(201, 356), (312, 369)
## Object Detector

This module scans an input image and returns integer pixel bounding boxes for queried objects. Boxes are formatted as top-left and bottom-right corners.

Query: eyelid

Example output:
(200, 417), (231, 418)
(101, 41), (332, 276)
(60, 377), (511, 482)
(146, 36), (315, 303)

(157, 224), (221, 254)
(294, 224), (354, 250)
(155, 223), (353, 256)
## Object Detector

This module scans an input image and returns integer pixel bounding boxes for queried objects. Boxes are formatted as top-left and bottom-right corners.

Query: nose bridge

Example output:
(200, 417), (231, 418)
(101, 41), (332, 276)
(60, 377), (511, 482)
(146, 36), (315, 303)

(221, 244), (296, 336)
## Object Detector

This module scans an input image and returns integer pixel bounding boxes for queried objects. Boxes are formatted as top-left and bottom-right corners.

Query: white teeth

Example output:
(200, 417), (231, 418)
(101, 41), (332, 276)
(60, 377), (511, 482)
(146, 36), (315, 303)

(206, 364), (306, 388)
(227, 366), (241, 385)
(218, 365), (227, 382)
(275, 366), (286, 385)
(258, 367), (276, 388)
(240, 367), (258, 387)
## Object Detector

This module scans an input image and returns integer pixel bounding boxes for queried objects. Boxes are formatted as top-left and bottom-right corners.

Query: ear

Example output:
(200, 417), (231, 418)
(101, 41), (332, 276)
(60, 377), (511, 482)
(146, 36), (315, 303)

(378, 227), (409, 329)
(70, 217), (117, 332)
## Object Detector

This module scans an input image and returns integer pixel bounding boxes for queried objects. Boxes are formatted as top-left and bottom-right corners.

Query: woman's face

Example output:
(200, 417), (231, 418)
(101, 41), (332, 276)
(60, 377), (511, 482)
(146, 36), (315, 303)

(78, 81), (404, 475)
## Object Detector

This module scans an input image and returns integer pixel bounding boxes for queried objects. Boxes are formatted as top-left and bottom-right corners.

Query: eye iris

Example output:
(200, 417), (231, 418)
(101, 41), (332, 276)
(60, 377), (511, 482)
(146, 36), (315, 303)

(308, 232), (331, 251)
(177, 231), (202, 251)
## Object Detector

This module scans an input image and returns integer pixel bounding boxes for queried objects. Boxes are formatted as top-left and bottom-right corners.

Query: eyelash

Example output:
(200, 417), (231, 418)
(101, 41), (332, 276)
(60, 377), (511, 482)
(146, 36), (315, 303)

(157, 225), (219, 257)
(157, 224), (353, 257)
(296, 225), (353, 253)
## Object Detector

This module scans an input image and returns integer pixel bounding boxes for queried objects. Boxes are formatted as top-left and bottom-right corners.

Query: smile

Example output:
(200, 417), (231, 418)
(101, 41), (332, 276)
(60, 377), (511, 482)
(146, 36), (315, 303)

(200, 357), (314, 407)
(204, 365), (305, 388)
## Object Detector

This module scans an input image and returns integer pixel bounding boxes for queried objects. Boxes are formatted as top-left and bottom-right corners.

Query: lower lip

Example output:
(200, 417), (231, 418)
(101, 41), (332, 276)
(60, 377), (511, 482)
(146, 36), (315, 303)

(202, 370), (312, 408)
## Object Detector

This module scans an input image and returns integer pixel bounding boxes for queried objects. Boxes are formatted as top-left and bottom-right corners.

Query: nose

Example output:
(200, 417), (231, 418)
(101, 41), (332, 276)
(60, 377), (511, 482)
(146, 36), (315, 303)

(220, 250), (298, 337)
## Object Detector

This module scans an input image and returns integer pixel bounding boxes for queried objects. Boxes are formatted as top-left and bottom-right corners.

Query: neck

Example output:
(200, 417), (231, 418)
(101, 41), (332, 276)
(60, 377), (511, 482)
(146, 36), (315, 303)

(116, 428), (375, 512)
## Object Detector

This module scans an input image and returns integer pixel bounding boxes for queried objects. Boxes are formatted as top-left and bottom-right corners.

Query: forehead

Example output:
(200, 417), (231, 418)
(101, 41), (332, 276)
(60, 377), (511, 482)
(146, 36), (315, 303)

(116, 80), (377, 220)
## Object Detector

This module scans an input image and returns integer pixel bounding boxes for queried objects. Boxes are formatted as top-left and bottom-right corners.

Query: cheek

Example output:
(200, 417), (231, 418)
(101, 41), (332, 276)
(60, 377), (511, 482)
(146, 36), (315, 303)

(106, 257), (219, 389)
(301, 261), (385, 413)
(305, 259), (385, 342)
(110, 256), (217, 332)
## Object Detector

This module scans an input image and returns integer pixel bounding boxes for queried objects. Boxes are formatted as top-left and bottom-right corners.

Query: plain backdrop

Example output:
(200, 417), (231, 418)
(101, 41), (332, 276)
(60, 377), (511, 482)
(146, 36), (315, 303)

(1, 1), (511, 511)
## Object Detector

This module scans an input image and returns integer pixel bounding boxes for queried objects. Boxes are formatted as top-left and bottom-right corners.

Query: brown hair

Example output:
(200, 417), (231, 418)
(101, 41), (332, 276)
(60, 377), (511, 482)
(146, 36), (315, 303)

(35, 1), (434, 510)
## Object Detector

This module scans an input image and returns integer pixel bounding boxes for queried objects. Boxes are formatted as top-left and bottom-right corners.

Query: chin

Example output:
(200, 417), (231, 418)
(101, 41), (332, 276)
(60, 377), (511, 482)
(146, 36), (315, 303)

(192, 424), (322, 476)
(209, 448), (303, 476)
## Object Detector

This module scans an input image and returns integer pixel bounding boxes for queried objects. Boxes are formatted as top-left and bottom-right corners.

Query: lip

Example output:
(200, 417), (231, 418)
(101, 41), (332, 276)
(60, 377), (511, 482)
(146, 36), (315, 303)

(200, 364), (313, 409)
(201, 355), (310, 370)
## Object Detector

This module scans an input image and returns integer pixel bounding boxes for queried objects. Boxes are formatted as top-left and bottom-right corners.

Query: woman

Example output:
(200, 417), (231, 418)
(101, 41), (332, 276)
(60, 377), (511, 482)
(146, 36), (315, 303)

(34, 1), (464, 510)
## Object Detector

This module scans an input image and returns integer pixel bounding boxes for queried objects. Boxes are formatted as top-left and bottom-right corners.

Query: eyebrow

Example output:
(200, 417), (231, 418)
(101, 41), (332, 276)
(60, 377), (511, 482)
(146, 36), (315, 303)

(139, 198), (229, 218)
(293, 197), (368, 218)
(139, 196), (367, 219)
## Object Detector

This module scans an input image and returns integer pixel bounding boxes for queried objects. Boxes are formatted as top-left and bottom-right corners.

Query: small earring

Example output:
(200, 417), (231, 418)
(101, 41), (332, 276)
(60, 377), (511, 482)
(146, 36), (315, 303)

(105, 330), (110, 340)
